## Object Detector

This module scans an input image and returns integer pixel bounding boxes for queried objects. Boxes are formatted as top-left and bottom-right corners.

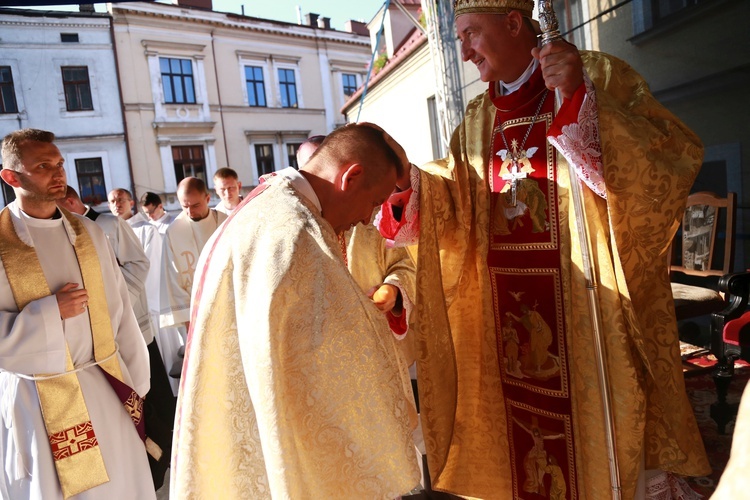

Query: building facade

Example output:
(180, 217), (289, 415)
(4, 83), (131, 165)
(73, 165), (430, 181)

(111, 1), (371, 209)
(0, 8), (131, 211)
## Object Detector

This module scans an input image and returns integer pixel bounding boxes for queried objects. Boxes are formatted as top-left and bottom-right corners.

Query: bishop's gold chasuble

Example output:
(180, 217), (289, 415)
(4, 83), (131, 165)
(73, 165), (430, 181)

(411, 51), (710, 500)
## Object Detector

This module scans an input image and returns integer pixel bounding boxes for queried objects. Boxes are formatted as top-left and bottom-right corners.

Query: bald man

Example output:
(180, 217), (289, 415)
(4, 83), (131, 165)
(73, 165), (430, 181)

(159, 178), (226, 377)
(171, 123), (420, 498)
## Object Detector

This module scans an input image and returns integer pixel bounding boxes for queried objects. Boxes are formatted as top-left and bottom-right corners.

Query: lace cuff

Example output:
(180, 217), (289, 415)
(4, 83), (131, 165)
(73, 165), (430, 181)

(547, 72), (607, 199)
(375, 165), (421, 247)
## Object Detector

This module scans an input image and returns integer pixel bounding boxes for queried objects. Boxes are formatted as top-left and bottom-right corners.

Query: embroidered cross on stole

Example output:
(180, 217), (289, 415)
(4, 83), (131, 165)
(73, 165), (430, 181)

(487, 69), (580, 498)
(0, 207), (144, 499)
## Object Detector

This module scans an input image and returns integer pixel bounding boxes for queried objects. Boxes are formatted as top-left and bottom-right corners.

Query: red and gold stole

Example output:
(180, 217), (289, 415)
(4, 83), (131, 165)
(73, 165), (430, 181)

(0, 207), (143, 499)
(487, 68), (579, 498)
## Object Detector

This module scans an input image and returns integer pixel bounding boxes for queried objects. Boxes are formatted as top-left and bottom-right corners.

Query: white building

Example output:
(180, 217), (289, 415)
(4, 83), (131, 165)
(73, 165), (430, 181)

(0, 7), (131, 210)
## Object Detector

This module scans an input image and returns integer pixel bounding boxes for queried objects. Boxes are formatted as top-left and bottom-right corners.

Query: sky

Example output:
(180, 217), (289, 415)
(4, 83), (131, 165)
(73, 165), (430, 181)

(18, 1), (389, 31)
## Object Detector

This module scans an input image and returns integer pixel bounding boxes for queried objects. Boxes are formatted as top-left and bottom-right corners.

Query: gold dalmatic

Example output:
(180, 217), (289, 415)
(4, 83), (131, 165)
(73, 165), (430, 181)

(0, 207), (143, 498)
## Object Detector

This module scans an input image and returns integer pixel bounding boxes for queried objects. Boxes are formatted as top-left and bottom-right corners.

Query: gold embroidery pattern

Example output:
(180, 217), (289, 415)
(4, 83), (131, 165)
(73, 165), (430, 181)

(507, 400), (577, 500)
(49, 422), (99, 461)
(490, 267), (568, 398)
(490, 113), (559, 251)
(124, 391), (144, 426)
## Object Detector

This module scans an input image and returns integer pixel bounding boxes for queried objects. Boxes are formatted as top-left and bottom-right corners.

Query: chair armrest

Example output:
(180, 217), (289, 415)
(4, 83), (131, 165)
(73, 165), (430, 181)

(711, 272), (750, 359)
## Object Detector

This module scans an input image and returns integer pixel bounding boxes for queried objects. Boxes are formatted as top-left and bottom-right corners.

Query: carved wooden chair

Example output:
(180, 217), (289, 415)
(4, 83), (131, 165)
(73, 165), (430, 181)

(710, 271), (750, 433)
(671, 191), (737, 322)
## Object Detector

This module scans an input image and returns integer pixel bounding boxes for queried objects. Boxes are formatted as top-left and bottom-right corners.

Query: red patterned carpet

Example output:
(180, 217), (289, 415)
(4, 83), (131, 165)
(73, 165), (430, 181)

(683, 365), (750, 497)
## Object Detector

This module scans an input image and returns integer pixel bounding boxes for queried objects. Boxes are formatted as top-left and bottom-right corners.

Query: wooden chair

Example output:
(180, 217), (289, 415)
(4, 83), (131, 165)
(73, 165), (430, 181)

(671, 191), (737, 321)
(710, 271), (750, 433)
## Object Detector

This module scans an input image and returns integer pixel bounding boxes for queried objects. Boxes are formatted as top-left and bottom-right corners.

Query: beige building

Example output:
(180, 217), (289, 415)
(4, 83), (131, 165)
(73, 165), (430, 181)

(110, 1), (371, 209)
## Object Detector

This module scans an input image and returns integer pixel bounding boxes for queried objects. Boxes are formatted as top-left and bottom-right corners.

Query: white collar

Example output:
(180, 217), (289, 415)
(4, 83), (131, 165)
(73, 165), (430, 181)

(496, 57), (539, 96)
(277, 167), (322, 212)
(7, 201), (77, 247)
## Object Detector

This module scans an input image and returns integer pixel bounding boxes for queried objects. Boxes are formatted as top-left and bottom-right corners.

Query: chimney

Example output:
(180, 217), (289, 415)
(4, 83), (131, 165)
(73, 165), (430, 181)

(317, 16), (331, 29)
(305, 12), (319, 27)
(345, 20), (369, 36)
(176, 0), (213, 10)
(79, 4), (95, 13)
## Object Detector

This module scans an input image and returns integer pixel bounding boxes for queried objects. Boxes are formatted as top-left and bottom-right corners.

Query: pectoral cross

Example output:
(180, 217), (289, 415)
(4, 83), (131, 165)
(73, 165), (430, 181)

(499, 139), (527, 207)
(502, 162), (526, 207)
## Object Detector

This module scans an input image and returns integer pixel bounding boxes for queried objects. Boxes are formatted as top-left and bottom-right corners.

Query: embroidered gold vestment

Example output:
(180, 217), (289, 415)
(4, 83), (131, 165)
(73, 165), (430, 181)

(412, 51), (710, 499)
(171, 175), (420, 498)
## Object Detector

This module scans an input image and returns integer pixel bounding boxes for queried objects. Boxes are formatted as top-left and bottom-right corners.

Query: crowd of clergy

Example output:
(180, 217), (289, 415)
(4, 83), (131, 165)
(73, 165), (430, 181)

(5, 1), (750, 499)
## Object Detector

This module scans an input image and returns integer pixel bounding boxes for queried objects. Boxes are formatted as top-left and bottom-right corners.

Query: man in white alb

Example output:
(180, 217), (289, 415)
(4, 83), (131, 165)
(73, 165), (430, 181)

(0, 128), (153, 498)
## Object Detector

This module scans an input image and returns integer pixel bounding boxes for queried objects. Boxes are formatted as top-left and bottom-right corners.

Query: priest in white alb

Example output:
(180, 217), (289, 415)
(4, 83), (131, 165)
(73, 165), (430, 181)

(0, 129), (153, 499)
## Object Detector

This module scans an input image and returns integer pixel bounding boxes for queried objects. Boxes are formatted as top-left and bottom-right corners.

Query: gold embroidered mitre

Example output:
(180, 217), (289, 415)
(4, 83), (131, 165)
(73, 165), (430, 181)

(453, 0), (534, 18)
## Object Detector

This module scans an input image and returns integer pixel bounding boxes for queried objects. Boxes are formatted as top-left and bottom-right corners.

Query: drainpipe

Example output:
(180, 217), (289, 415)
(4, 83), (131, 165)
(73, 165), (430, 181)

(211, 29), (231, 173)
(109, 12), (138, 198)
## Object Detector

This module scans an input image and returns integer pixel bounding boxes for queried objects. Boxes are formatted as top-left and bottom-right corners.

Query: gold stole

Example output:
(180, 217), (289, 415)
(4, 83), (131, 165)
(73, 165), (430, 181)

(0, 207), (138, 498)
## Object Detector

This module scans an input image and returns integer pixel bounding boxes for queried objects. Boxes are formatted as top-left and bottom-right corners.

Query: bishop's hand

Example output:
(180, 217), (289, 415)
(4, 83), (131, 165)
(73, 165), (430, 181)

(531, 40), (583, 100)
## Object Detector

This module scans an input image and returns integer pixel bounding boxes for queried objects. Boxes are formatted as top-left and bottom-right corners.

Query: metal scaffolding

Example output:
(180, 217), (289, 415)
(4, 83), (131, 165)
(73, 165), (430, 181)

(421, 0), (464, 153)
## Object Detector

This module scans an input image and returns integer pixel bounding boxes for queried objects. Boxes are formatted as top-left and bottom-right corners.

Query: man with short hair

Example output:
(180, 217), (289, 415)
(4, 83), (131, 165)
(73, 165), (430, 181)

(140, 191), (174, 233)
(137, 191), (181, 396)
(0, 128), (153, 498)
(297, 134), (416, 338)
(212, 167), (242, 214)
(377, 1), (709, 498)
(171, 123), (420, 498)
(58, 186), (152, 344)
(160, 177), (226, 333)
(107, 187), (175, 488)
(295, 134), (325, 168)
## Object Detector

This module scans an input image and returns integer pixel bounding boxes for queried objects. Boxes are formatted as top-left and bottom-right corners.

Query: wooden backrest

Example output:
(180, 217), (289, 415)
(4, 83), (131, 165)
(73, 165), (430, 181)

(671, 191), (737, 277)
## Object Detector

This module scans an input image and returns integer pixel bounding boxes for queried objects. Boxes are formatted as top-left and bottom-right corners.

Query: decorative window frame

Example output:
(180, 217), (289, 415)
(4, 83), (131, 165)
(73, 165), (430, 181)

(65, 150), (112, 209)
(142, 40), (209, 123)
(0, 59), (25, 122)
(271, 56), (303, 109)
(236, 51), (272, 108)
(52, 57), (101, 118)
(631, 0), (712, 41)
(329, 58), (366, 110)
(155, 134), (217, 193)
(245, 129), (310, 184)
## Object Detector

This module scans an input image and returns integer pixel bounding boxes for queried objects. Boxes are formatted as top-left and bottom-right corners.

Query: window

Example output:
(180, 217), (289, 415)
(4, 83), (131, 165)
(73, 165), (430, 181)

(553, 0), (585, 47)
(244, 66), (266, 107)
(62, 66), (93, 111)
(255, 144), (275, 177)
(75, 158), (107, 205)
(160, 58), (196, 104)
(287, 143), (301, 169)
(632, 0), (714, 35)
(172, 145), (205, 184)
(0, 67), (18, 114)
(61, 33), (79, 43)
(278, 68), (298, 108)
(654, 0), (705, 20)
(342, 73), (357, 97)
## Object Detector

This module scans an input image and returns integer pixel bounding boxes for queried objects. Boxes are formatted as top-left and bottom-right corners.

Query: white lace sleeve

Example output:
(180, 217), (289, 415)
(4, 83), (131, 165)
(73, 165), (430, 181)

(374, 165), (421, 248)
(547, 72), (607, 199)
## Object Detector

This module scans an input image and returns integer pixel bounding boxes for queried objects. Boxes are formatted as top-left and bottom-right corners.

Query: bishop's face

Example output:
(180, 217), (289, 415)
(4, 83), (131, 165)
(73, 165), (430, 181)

(457, 12), (529, 84)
